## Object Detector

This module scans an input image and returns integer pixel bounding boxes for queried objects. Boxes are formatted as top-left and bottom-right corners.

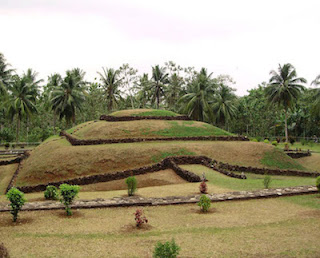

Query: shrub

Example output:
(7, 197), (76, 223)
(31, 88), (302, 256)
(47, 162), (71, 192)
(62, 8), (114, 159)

(263, 175), (272, 189)
(251, 138), (258, 142)
(10, 144), (15, 149)
(125, 176), (137, 196)
(288, 136), (295, 145)
(263, 139), (269, 143)
(134, 209), (148, 227)
(0, 243), (9, 258)
(4, 143), (9, 150)
(59, 184), (80, 216)
(276, 137), (281, 143)
(256, 136), (262, 142)
(301, 139), (307, 146)
(199, 180), (207, 194)
(6, 187), (26, 222)
(153, 239), (180, 258)
(271, 141), (278, 146)
(197, 194), (211, 212)
(44, 185), (59, 200)
(316, 176), (320, 192)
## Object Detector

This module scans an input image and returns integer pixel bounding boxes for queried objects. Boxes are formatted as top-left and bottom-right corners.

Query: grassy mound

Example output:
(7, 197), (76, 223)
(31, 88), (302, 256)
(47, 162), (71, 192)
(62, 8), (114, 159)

(110, 109), (179, 117)
(0, 164), (18, 194)
(69, 120), (232, 140)
(15, 138), (304, 187)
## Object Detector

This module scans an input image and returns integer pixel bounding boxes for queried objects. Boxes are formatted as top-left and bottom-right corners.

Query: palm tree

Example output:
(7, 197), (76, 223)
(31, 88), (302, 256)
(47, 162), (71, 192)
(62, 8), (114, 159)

(151, 65), (169, 109)
(7, 75), (38, 142)
(97, 68), (122, 112)
(265, 63), (306, 142)
(51, 71), (86, 127)
(135, 73), (152, 108)
(212, 84), (237, 128)
(310, 74), (320, 117)
(166, 73), (184, 111)
(179, 68), (216, 121)
(0, 52), (14, 89)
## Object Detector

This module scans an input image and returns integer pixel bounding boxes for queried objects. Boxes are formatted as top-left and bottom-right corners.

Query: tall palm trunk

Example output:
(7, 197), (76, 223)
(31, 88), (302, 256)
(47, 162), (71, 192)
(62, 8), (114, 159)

(16, 115), (20, 143)
(284, 109), (288, 143)
(156, 82), (160, 109)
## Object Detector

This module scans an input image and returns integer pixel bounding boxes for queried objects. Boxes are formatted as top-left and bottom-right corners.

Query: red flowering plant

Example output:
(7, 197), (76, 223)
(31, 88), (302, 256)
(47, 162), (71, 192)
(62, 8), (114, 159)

(199, 180), (207, 194)
(134, 209), (148, 227)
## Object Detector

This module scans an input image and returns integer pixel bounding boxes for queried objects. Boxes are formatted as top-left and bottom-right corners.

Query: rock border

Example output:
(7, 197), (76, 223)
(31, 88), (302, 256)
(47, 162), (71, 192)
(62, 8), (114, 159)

(60, 131), (249, 145)
(99, 115), (190, 121)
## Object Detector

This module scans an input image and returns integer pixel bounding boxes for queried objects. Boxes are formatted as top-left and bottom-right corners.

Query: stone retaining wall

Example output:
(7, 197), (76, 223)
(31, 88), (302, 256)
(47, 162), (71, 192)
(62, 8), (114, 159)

(218, 162), (320, 177)
(99, 115), (190, 121)
(285, 151), (311, 159)
(0, 156), (24, 166)
(60, 131), (249, 146)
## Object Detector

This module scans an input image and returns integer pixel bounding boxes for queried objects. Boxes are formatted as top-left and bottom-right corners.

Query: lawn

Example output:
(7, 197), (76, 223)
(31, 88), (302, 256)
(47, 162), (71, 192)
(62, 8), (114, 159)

(181, 165), (316, 191)
(110, 109), (179, 117)
(0, 197), (319, 257)
(0, 164), (18, 194)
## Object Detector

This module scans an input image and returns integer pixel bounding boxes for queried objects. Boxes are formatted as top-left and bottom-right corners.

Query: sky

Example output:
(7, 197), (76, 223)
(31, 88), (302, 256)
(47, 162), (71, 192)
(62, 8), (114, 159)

(1, 0), (320, 96)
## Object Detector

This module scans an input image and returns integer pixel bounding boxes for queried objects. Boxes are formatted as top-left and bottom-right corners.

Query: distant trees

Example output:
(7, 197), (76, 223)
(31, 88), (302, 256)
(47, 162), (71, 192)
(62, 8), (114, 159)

(151, 65), (169, 109)
(265, 63), (306, 142)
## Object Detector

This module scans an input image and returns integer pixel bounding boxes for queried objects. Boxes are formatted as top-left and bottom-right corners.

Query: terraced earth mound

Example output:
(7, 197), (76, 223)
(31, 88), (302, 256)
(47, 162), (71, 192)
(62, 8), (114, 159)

(12, 109), (305, 188)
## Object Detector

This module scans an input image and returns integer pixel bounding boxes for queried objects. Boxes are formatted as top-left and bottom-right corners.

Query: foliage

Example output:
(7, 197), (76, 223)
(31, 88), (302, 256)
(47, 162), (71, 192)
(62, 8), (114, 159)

(133, 110), (178, 117)
(6, 187), (26, 222)
(151, 65), (169, 109)
(261, 149), (305, 170)
(272, 141), (278, 146)
(134, 209), (148, 227)
(197, 194), (211, 212)
(199, 180), (208, 194)
(153, 239), (180, 258)
(263, 139), (269, 143)
(59, 184), (80, 216)
(125, 176), (137, 196)
(0, 242), (9, 258)
(44, 185), (59, 200)
(316, 176), (320, 192)
(263, 175), (272, 189)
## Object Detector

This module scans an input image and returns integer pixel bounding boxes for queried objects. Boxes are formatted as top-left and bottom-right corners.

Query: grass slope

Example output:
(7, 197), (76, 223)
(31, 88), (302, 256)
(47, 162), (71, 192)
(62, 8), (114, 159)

(71, 120), (232, 140)
(16, 138), (303, 187)
(110, 109), (179, 117)
(0, 164), (18, 194)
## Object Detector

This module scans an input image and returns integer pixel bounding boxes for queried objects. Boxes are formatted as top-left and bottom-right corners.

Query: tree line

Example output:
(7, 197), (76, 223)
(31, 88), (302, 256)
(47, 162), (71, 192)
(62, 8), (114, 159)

(0, 52), (320, 143)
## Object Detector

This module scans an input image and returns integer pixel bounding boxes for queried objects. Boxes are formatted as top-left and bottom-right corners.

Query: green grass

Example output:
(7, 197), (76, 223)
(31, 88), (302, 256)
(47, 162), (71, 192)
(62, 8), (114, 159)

(132, 110), (179, 117)
(151, 149), (196, 163)
(152, 121), (232, 137)
(281, 194), (320, 210)
(261, 149), (306, 170)
(181, 165), (316, 192)
(277, 142), (320, 153)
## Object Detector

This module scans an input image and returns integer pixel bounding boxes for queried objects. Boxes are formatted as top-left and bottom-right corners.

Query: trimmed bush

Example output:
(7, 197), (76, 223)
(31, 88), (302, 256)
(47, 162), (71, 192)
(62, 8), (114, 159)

(153, 239), (180, 258)
(271, 141), (278, 146)
(4, 143), (9, 150)
(263, 175), (272, 189)
(199, 180), (207, 194)
(256, 136), (262, 142)
(0, 243), (9, 258)
(44, 185), (59, 200)
(125, 176), (137, 196)
(59, 184), (80, 216)
(134, 209), (148, 227)
(316, 176), (320, 192)
(197, 194), (211, 212)
(6, 187), (26, 222)
(288, 136), (295, 145)
(263, 139), (269, 143)
(251, 138), (258, 142)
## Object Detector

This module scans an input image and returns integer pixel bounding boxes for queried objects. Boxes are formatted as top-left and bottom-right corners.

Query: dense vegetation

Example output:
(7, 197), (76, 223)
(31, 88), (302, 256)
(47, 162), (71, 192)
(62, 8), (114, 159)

(1, 53), (319, 143)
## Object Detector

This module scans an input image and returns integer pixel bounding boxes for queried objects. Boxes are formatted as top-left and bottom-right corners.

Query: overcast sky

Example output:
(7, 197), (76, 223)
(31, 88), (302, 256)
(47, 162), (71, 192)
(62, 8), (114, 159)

(1, 0), (319, 95)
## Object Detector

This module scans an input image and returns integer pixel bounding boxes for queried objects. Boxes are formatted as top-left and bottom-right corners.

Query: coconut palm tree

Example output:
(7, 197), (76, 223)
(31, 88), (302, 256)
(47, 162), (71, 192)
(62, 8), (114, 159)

(166, 73), (184, 111)
(6, 75), (38, 142)
(179, 68), (216, 121)
(97, 68), (122, 112)
(51, 71), (86, 127)
(212, 84), (237, 128)
(265, 63), (306, 142)
(310, 74), (320, 117)
(151, 65), (169, 109)
(135, 73), (152, 108)
(0, 52), (14, 89)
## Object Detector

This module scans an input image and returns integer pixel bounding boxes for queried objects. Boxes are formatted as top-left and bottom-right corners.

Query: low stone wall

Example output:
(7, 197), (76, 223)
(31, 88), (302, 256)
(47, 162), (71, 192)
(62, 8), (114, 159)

(60, 131), (249, 146)
(0, 156), (24, 166)
(218, 162), (320, 177)
(285, 151), (311, 159)
(99, 115), (190, 121)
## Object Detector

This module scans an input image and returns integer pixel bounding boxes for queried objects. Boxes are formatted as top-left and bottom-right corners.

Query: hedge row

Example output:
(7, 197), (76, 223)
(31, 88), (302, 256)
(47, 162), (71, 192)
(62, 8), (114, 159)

(60, 131), (249, 146)
(99, 115), (190, 121)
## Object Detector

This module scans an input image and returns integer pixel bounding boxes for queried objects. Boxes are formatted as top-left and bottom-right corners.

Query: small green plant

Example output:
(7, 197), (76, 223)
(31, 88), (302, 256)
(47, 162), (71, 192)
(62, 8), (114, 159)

(125, 176), (137, 196)
(316, 176), (320, 192)
(197, 194), (211, 212)
(44, 185), (59, 200)
(263, 139), (269, 143)
(256, 136), (262, 142)
(251, 138), (258, 142)
(6, 187), (26, 222)
(271, 140), (278, 146)
(153, 239), (180, 258)
(263, 175), (272, 189)
(4, 143), (9, 150)
(59, 184), (80, 216)
(301, 139), (307, 146)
